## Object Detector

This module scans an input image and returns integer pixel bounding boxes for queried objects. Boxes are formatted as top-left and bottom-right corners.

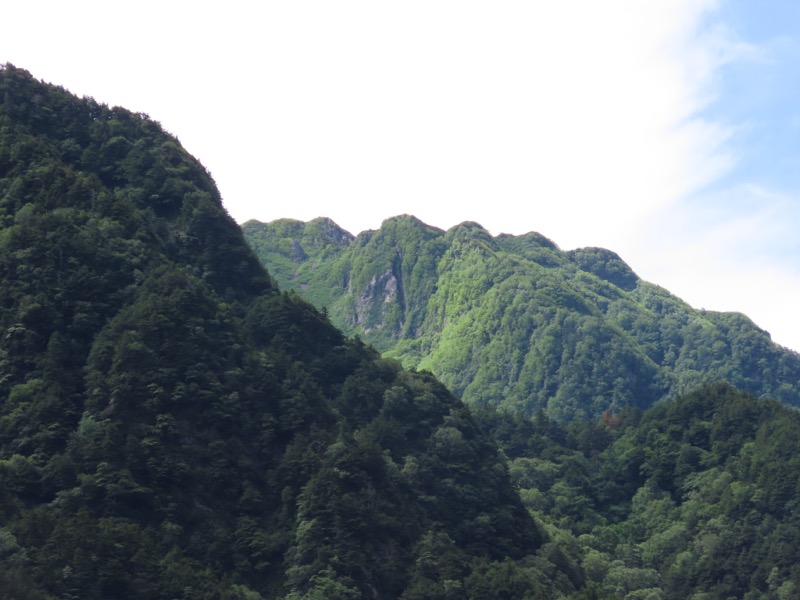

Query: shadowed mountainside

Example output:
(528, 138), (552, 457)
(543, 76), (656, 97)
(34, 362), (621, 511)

(0, 64), (557, 599)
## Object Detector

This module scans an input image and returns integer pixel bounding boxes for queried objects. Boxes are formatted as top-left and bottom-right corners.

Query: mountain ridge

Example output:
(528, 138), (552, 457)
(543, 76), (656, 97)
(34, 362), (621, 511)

(243, 215), (800, 420)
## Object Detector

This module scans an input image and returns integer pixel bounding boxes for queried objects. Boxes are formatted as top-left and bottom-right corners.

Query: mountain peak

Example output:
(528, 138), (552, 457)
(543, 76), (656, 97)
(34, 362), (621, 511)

(497, 230), (560, 251)
(246, 213), (800, 420)
(447, 220), (491, 234)
(380, 213), (439, 229)
(568, 247), (639, 291)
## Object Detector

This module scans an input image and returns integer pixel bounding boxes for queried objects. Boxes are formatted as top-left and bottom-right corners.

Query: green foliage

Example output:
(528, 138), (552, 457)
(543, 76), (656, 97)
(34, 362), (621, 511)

(0, 65), (554, 598)
(477, 383), (800, 599)
(245, 215), (800, 421)
(10, 62), (800, 600)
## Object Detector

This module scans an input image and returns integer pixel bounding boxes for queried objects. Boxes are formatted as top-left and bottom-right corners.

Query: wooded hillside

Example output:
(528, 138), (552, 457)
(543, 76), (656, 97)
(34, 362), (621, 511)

(244, 215), (800, 420)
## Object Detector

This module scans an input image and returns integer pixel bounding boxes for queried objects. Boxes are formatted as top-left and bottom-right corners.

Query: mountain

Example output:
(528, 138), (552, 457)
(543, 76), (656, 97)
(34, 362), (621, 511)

(243, 215), (800, 420)
(0, 64), (562, 599)
(9, 63), (800, 600)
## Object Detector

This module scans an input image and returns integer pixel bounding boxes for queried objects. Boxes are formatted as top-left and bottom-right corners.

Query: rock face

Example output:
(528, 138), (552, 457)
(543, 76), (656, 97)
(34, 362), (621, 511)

(353, 267), (400, 331)
(244, 215), (800, 420)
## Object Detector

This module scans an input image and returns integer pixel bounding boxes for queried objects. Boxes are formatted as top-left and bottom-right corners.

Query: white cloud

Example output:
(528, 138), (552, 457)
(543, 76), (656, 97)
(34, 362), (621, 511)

(1, 2), (730, 245)
(3, 1), (800, 350)
(214, 0), (733, 252)
(637, 177), (800, 350)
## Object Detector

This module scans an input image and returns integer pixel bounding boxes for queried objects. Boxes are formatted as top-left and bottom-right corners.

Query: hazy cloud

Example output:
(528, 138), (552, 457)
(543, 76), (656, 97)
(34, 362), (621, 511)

(3, 1), (799, 349)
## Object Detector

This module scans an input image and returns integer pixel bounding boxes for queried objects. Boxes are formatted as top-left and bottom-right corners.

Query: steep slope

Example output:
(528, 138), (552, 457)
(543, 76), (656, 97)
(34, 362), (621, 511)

(243, 215), (800, 420)
(0, 65), (558, 599)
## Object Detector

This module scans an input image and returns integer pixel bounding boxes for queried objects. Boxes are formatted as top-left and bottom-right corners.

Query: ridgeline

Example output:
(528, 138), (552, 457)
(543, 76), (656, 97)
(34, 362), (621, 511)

(244, 215), (800, 420)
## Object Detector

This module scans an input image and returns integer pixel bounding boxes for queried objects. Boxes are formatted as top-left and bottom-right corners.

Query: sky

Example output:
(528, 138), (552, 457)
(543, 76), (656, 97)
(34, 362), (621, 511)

(3, 1), (800, 350)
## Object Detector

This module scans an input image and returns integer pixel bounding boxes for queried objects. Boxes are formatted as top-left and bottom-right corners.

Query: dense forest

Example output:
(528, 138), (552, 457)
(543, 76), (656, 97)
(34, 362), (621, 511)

(243, 216), (800, 420)
(0, 64), (556, 598)
(475, 383), (800, 599)
(4, 64), (800, 599)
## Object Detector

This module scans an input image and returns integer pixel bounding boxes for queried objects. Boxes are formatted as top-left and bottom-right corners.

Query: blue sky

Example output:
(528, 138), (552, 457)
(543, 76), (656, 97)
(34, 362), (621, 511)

(658, 0), (800, 350)
(695, 0), (800, 241)
(2, 1), (800, 351)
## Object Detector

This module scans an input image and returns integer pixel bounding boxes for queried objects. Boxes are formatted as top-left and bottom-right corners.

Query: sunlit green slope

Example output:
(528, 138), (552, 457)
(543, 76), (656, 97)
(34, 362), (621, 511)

(244, 215), (800, 420)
